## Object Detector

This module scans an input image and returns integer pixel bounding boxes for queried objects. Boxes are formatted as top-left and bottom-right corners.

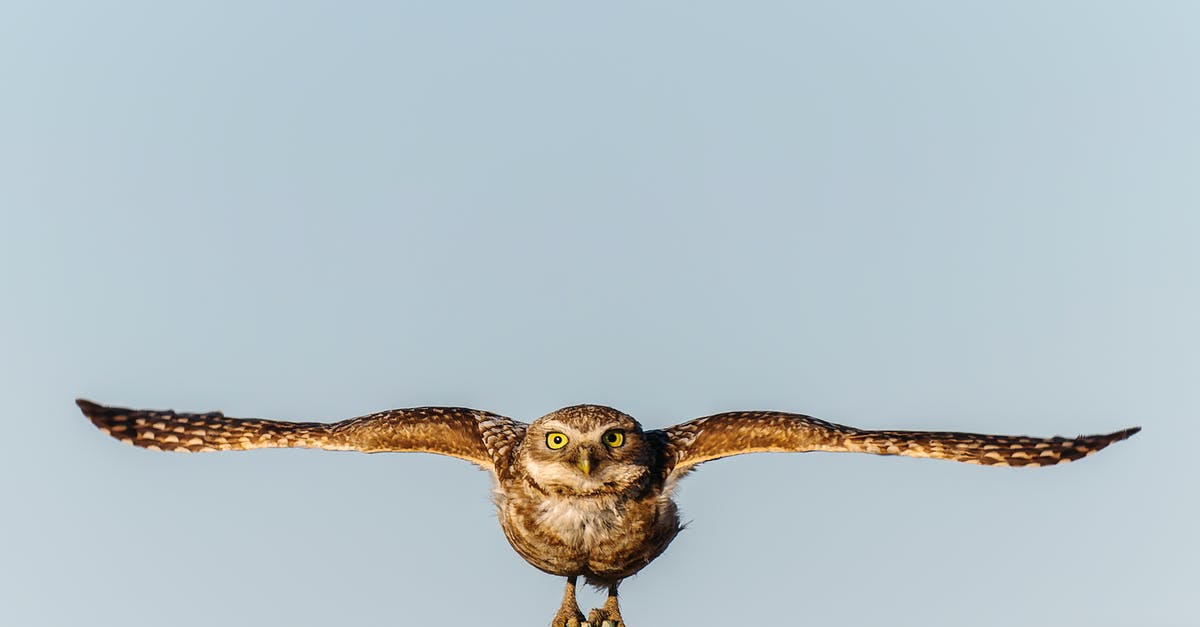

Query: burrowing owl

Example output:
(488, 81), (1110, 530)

(77, 398), (1138, 627)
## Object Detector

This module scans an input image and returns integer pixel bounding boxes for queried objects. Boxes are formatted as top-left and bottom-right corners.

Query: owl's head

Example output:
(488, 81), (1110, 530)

(519, 405), (652, 496)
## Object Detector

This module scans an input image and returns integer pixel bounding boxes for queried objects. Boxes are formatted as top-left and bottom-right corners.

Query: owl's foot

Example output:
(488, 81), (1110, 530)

(585, 607), (625, 627)
(585, 588), (625, 627)
(550, 608), (586, 627)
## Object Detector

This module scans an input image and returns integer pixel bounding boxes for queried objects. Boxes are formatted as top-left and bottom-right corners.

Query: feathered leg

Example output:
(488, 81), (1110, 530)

(587, 583), (625, 627)
(550, 576), (585, 627)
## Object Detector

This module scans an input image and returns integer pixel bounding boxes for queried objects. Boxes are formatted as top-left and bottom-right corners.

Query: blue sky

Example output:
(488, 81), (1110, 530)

(1, 2), (1196, 626)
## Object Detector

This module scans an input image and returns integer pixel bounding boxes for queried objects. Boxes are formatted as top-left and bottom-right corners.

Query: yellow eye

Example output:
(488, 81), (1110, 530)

(546, 432), (569, 450)
(603, 430), (625, 448)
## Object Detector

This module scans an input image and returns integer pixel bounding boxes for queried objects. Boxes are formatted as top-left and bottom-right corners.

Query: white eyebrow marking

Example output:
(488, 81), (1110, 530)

(541, 422), (622, 440)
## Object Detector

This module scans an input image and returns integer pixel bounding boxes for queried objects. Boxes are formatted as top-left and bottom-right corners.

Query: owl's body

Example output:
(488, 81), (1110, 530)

(497, 406), (680, 588)
(498, 469), (680, 585)
(77, 398), (1139, 627)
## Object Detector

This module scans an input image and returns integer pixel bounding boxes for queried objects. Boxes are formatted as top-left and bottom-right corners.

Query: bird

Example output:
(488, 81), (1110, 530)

(76, 398), (1139, 627)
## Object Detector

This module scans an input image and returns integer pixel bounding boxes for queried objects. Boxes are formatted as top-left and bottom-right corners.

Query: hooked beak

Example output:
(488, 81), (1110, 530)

(576, 450), (593, 476)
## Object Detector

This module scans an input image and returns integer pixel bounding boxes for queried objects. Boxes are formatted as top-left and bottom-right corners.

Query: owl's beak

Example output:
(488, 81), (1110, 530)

(576, 450), (593, 476)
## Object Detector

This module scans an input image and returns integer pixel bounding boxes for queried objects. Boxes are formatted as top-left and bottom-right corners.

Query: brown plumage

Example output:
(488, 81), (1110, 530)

(77, 398), (1139, 627)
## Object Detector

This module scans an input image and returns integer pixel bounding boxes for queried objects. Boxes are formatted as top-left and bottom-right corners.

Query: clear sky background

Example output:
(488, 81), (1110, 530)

(1, 2), (1196, 626)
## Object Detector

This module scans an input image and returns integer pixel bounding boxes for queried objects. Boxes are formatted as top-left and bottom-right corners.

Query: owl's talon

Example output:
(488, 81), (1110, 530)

(587, 609), (624, 627)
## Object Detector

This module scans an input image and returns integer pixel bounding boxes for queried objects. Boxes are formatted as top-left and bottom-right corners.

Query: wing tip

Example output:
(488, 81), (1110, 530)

(1075, 426), (1141, 459)
(1110, 426), (1141, 442)
(76, 397), (117, 423)
(75, 397), (104, 414)
(76, 398), (136, 434)
(76, 398), (130, 448)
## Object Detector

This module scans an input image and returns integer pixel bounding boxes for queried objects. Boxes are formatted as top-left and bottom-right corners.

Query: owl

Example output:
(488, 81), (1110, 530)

(77, 398), (1138, 627)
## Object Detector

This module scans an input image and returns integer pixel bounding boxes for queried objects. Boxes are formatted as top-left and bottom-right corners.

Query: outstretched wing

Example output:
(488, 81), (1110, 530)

(656, 410), (1140, 480)
(77, 399), (527, 472)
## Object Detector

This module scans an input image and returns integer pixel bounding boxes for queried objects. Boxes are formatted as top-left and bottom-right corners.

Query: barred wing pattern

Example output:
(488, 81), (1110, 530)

(76, 399), (527, 472)
(659, 411), (1141, 478)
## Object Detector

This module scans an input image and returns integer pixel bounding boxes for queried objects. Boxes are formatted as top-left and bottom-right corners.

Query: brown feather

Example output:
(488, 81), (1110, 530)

(658, 410), (1140, 476)
(76, 398), (525, 470)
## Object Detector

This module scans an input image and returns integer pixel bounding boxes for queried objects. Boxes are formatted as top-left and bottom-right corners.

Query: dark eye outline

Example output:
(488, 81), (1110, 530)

(602, 430), (625, 448)
(546, 432), (569, 450)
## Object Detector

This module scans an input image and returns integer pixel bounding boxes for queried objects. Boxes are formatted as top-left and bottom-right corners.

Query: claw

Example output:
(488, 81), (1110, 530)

(586, 608), (624, 627)
(556, 614), (585, 627)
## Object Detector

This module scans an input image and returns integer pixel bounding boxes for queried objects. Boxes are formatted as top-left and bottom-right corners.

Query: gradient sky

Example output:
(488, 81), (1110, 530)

(2, 2), (1197, 626)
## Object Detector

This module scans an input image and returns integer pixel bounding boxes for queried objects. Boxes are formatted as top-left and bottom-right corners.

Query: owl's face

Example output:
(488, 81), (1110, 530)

(519, 405), (652, 496)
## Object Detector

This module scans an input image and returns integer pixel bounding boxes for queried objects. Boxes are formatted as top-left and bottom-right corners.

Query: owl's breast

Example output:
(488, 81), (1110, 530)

(495, 482), (681, 583)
